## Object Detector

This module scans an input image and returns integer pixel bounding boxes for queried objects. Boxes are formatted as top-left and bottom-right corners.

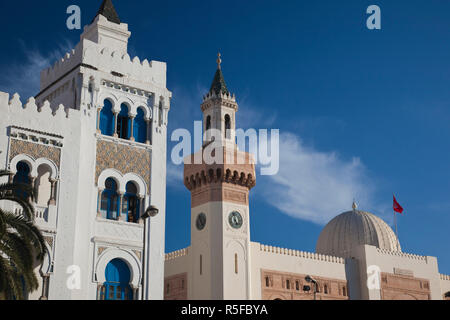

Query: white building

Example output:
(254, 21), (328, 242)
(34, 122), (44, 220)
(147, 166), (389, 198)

(164, 57), (450, 301)
(0, 0), (171, 300)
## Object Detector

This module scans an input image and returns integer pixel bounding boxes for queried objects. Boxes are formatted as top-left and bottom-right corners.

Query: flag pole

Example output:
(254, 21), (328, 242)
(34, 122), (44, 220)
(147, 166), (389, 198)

(394, 194), (399, 251)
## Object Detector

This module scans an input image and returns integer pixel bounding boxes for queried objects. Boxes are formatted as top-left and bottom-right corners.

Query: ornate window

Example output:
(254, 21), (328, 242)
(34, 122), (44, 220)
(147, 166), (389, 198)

(100, 178), (119, 220)
(133, 107), (147, 143)
(286, 279), (290, 290)
(122, 182), (140, 223)
(117, 104), (131, 140)
(13, 162), (31, 199)
(100, 99), (114, 136)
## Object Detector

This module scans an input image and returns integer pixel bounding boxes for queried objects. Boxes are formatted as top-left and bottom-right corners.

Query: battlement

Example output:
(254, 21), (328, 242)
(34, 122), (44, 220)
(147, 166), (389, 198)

(203, 91), (236, 103)
(0, 92), (74, 120)
(40, 39), (167, 93)
(40, 45), (82, 91)
(441, 274), (450, 281)
(165, 247), (190, 261)
(376, 248), (428, 261)
(258, 243), (345, 264)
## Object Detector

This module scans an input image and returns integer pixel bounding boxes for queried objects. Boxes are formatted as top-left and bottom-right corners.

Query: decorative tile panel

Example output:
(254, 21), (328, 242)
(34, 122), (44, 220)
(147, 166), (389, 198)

(96, 139), (151, 191)
(9, 139), (61, 168)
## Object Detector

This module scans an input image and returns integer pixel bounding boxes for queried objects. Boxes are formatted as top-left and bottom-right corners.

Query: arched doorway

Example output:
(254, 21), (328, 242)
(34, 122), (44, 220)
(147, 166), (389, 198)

(100, 259), (133, 300)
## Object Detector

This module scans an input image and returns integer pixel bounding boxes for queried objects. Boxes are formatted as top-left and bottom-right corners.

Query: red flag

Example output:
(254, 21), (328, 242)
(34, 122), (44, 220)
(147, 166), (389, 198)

(393, 195), (404, 214)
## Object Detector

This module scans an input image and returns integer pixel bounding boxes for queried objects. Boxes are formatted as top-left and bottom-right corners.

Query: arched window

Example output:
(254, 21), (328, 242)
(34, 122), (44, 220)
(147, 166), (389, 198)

(234, 253), (238, 274)
(101, 259), (133, 301)
(13, 162), (31, 199)
(122, 182), (140, 223)
(133, 107), (147, 143)
(286, 280), (290, 290)
(100, 178), (119, 220)
(159, 104), (163, 126)
(36, 165), (52, 207)
(100, 99), (114, 136)
(296, 281), (300, 291)
(225, 115), (231, 139)
(117, 104), (131, 140)
(206, 116), (211, 131)
(342, 286), (347, 296)
(324, 284), (328, 294)
(265, 277), (270, 287)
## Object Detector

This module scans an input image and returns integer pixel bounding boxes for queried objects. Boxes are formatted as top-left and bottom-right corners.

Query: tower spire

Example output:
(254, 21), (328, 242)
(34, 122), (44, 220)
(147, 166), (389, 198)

(209, 53), (229, 95)
(217, 53), (222, 70)
(93, 0), (121, 24)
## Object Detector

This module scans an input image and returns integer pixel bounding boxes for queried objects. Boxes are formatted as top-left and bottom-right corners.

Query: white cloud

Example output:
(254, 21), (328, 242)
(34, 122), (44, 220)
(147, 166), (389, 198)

(261, 132), (375, 225)
(167, 162), (184, 189)
(0, 39), (74, 99)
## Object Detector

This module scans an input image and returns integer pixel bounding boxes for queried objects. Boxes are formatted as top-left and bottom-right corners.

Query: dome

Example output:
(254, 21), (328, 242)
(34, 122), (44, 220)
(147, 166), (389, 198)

(316, 203), (401, 258)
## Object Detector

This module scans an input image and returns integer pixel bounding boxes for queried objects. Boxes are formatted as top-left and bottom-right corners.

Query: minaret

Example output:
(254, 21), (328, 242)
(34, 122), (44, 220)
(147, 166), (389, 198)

(184, 55), (256, 300)
(201, 53), (238, 147)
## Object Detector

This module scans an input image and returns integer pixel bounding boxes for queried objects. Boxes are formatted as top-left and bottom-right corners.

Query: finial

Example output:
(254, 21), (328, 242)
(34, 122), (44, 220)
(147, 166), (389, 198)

(352, 200), (358, 211)
(217, 52), (222, 70)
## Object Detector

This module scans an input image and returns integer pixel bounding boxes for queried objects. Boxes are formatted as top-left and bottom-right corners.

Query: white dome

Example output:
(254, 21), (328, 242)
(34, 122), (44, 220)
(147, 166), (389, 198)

(316, 205), (401, 258)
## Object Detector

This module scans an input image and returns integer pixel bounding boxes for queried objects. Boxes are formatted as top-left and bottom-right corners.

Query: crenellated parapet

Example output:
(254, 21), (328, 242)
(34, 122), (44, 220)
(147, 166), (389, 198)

(201, 91), (238, 113)
(184, 146), (256, 192)
(0, 92), (74, 120)
(441, 274), (450, 281)
(258, 243), (346, 264)
(165, 247), (190, 261)
(40, 40), (167, 94)
(376, 248), (428, 261)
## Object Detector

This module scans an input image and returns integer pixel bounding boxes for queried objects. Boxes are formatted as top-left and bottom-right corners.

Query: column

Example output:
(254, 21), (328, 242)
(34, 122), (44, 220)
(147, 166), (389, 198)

(97, 284), (103, 300)
(30, 176), (37, 203)
(39, 275), (50, 300)
(130, 116), (136, 141)
(48, 179), (57, 206)
(118, 192), (125, 221)
(97, 188), (104, 218)
(138, 196), (145, 225)
(145, 118), (151, 145)
(96, 107), (102, 133)
(113, 112), (118, 138)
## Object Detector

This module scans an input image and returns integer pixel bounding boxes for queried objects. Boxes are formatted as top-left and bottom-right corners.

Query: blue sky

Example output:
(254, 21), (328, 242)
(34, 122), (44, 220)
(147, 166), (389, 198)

(0, 0), (449, 273)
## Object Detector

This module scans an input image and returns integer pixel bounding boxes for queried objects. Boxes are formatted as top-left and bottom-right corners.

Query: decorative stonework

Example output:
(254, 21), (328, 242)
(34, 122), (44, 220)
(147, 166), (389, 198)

(44, 236), (54, 249)
(133, 250), (142, 260)
(98, 247), (107, 256)
(164, 273), (188, 300)
(96, 139), (151, 191)
(191, 184), (249, 207)
(9, 139), (61, 168)
(380, 272), (430, 300)
(261, 269), (349, 300)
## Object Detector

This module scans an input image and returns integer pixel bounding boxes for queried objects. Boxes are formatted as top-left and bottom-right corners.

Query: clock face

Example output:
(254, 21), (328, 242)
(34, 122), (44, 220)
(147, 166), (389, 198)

(196, 213), (207, 231)
(228, 211), (243, 229)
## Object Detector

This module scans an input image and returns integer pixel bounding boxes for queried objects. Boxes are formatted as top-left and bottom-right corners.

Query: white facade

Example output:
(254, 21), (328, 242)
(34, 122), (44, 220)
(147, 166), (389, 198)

(0, 4), (171, 300)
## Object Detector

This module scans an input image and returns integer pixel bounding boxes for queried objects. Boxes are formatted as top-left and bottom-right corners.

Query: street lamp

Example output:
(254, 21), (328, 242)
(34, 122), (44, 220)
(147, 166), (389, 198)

(305, 275), (318, 301)
(141, 205), (159, 300)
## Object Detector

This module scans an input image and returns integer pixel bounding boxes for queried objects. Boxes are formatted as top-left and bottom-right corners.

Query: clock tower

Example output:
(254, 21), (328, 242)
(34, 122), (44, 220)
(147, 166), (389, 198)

(184, 55), (256, 300)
